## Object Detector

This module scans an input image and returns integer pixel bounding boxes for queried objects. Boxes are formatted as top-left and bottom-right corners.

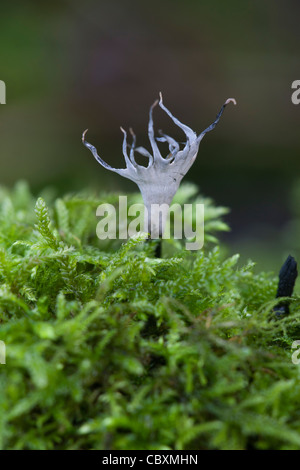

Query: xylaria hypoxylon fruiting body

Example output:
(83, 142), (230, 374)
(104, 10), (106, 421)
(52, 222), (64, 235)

(82, 93), (236, 238)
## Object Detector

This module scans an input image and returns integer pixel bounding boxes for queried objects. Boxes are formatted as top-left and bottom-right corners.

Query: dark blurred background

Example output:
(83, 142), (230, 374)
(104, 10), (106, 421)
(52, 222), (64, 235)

(1, 0), (300, 271)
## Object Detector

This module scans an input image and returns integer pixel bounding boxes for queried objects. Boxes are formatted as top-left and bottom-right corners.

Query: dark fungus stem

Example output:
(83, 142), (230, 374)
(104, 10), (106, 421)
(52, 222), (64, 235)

(145, 237), (162, 258)
(274, 255), (298, 318)
(154, 239), (162, 258)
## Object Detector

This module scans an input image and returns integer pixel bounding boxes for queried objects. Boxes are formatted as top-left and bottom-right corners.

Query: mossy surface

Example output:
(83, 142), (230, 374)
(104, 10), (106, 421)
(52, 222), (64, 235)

(0, 181), (300, 450)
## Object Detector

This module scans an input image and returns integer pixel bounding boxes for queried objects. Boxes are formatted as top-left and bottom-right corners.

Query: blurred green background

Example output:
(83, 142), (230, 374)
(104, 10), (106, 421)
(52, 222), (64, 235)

(1, 0), (300, 272)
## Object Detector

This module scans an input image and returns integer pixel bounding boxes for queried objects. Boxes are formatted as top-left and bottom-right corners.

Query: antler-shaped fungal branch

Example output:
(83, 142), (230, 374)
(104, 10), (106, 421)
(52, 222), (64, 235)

(82, 94), (236, 237)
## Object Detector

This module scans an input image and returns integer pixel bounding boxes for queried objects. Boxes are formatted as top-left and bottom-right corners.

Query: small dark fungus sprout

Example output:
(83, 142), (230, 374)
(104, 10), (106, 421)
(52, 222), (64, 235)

(274, 255), (298, 318)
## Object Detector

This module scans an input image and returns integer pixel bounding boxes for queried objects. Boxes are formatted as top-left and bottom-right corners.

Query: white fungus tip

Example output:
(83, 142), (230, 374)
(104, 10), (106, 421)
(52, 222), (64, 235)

(82, 129), (88, 142)
(225, 98), (237, 106)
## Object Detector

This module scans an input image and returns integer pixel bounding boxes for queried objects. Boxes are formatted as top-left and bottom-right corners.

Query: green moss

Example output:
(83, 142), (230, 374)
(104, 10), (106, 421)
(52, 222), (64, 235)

(0, 181), (300, 450)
